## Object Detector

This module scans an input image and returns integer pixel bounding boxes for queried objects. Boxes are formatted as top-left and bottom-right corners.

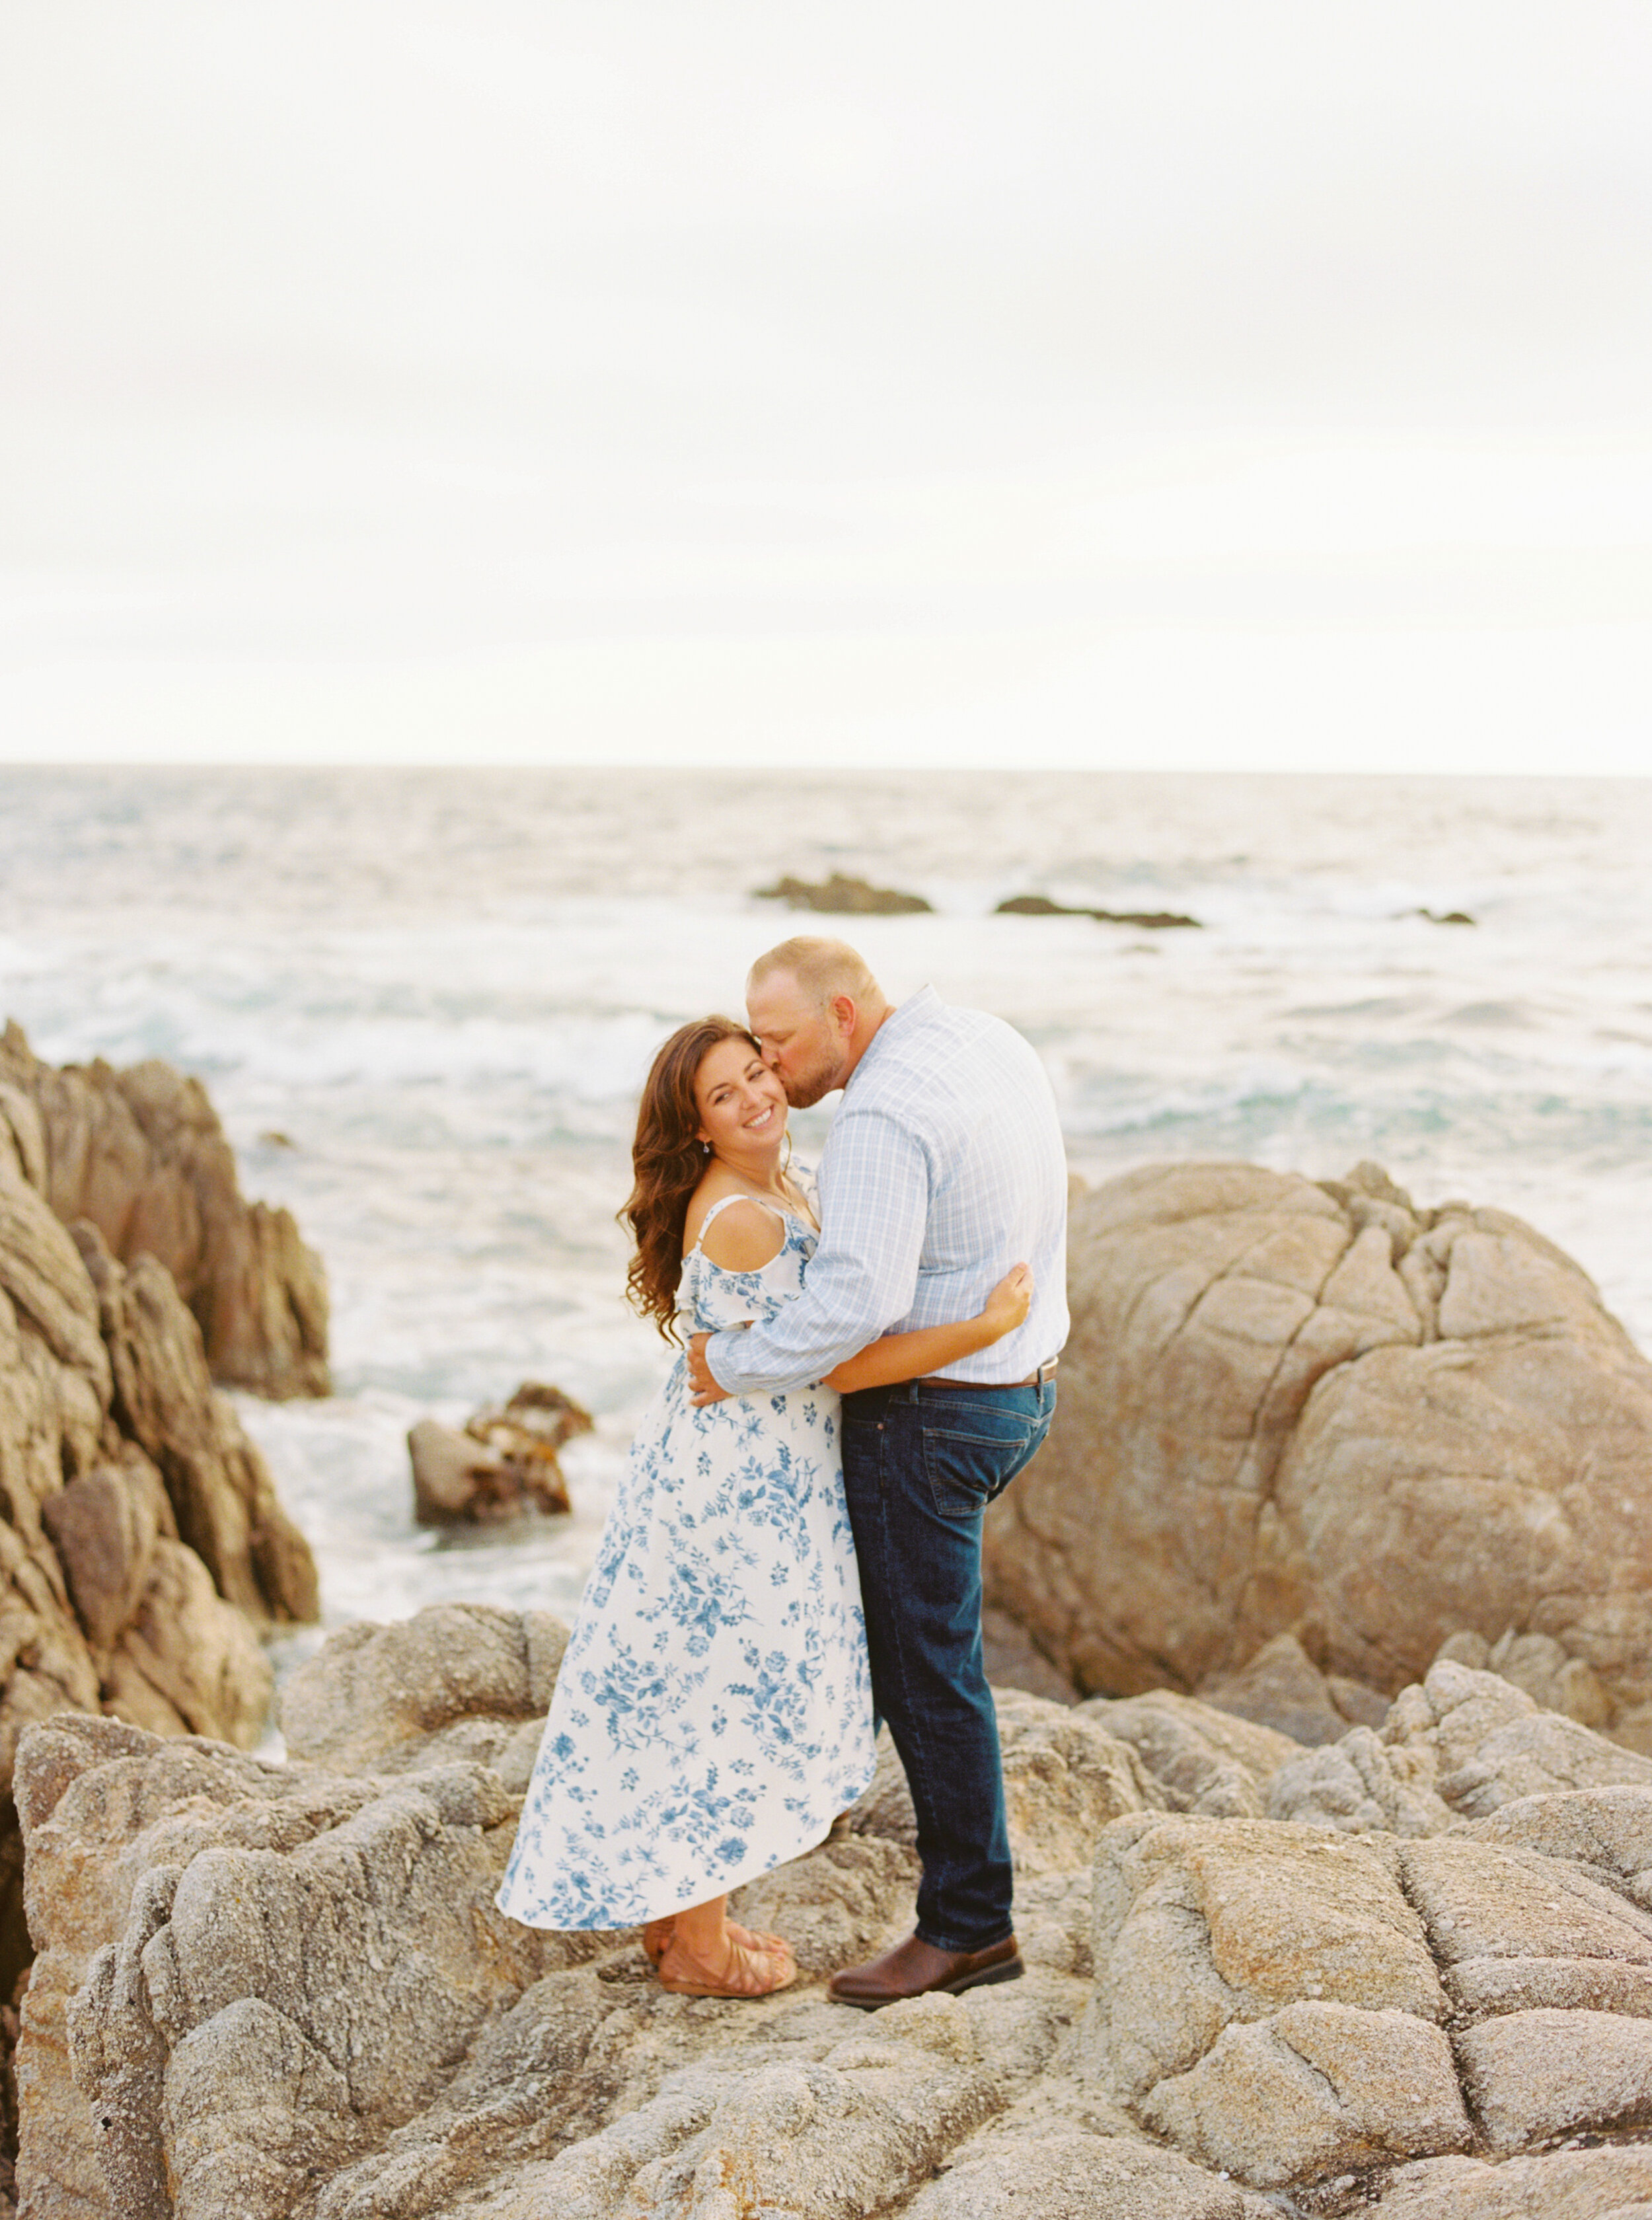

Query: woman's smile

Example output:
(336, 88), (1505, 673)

(692, 1037), (788, 1160)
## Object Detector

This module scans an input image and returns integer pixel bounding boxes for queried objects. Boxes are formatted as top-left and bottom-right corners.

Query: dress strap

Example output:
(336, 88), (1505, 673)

(686, 1191), (788, 1256)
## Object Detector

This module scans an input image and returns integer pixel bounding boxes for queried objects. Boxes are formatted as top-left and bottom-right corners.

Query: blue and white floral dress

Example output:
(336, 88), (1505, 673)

(496, 1197), (876, 1931)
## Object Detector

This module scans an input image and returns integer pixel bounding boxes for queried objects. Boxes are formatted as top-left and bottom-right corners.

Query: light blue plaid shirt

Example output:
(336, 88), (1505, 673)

(705, 985), (1069, 1395)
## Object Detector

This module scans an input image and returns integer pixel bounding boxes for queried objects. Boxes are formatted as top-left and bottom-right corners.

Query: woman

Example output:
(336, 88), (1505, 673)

(496, 1018), (1032, 1998)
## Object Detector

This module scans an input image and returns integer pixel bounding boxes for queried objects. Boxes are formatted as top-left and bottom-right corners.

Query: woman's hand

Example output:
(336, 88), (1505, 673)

(980, 1263), (1033, 1342)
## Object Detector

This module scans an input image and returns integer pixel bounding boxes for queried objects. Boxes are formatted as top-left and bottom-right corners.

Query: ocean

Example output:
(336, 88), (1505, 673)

(4, 766), (1650, 1676)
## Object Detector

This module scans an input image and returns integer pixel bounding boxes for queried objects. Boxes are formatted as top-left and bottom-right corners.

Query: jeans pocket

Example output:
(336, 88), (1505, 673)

(922, 1412), (1037, 1520)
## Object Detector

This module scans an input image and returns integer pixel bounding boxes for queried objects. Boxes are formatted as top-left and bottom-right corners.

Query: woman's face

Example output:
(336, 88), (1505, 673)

(692, 1036), (787, 1157)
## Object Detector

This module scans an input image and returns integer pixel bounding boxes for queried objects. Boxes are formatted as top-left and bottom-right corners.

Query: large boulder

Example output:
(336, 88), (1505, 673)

(987, 1160), (1652, 1741)
(11, 1711), (582, 2219)
(0, 1023), (328, 1400)
(1079, 1689), (1305, 1819)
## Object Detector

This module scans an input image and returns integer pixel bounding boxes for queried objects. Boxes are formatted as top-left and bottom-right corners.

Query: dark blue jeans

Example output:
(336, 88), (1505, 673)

(839, 1376), (1056, 1953)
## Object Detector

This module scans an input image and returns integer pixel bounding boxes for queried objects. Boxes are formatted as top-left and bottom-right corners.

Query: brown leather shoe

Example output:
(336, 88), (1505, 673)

(828, 1931), (1022, 2010)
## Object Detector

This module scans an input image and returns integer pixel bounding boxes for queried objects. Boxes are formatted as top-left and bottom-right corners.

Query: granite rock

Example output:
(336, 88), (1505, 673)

(0, 1023), (328, 1401)
(986, 1161), (1652, 1732)
(1083, 1812), (1469, 2188)
(1078, 1689), (1301, 1819)
(0, 1095), (315, 2043)
(15, 1613), (1652, 2217)
(1382, 1660), (1652, 1820)
(753, 872), (932, 914)
(276, 1604), (568, 1777)
(407, 1384), (587, 1526)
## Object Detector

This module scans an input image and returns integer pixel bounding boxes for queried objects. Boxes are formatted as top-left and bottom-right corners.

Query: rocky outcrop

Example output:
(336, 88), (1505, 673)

(278, 1604), (568, 1787)
(753, 873), (932, 914)
(73, 1226), (317, 1630)
(0, 1081), (317, 2033)
(407, 1384), (591, 1526)
(986, 1160), (1652, 1744)
(1079, 1689), (1304, 1820)
(1197, 1628), (1391, 1743)
(16, 1621), (1652, 2217)
(995, 895), (1202, 929)
(0, 1023), (328, 1400)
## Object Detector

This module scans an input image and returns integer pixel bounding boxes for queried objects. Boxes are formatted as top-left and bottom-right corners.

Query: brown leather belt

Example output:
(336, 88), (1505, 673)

(914, 1358), (1058, 1391)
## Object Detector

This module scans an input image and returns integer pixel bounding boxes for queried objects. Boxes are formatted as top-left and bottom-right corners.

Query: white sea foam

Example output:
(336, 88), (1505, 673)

(4, 767), (1651, 1639)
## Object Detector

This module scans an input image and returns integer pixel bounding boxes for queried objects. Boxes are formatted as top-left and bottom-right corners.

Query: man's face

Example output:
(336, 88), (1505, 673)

(746, 972), (847, 1107)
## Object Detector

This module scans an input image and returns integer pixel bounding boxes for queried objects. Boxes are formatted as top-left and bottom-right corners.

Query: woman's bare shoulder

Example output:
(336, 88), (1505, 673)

(696, 1196), (788, 1272)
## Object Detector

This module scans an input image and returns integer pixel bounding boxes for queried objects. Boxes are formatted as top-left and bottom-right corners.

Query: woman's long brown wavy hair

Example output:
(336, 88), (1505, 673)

(620, 1016), (761, 1341)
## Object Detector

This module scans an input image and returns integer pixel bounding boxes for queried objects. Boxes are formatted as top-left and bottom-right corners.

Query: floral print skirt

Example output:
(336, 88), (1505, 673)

(496, 1354), (876, 1931)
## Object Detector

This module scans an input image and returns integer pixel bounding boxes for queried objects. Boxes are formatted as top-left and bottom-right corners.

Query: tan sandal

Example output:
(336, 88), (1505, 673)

(656, 1930), (799, 1999)
(644, 1916), (793, 1969)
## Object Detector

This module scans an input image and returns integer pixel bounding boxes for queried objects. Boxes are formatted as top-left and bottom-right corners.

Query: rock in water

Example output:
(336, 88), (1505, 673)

(985, 1159), (1652, 1742)
(408, 1382), (591, 1524)
(0, 1021), (329, 1399)
(753, 872), (932, 914)
(995, 894), (1203, 928)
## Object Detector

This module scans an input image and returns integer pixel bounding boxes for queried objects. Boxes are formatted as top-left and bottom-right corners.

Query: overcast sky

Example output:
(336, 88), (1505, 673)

(3, 0), (1649, 772)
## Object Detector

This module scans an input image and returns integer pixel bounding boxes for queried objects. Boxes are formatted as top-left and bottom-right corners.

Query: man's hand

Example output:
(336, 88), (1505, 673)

(687, 1332), (733, 1407)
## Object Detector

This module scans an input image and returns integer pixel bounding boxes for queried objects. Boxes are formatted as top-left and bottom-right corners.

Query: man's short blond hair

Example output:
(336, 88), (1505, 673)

(747, 937), (880, 1008)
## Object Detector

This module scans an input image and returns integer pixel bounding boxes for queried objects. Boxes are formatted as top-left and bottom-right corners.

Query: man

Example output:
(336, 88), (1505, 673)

(686, 936), (1069, 2007)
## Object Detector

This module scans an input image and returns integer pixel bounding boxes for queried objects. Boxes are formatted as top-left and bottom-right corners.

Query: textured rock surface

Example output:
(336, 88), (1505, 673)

(0, 1080), (320, 2205)
(1370, 2146), (1652, 2218)
(986, 1160), (1652, 1739)
(1197, 1629), (1390, 1744)
(0, 1023), (328, 1401)
(278, 1604), (568, 1783)
(1078, 1689), (1302, 1819)
(12, 1709), (587, 2219)
(1084, 1812), (1470, 2188)
(846, 1691), (1162, 1876)
(74, 1225), (317, 1629)
(0, 1121), (315, 1731)
(17, 1618), (1652, 2218)
(1382, 1660), (1652, 1820)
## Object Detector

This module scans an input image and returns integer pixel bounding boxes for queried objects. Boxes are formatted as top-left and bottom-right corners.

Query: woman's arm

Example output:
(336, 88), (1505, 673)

(823, 1266), (1033, 1393)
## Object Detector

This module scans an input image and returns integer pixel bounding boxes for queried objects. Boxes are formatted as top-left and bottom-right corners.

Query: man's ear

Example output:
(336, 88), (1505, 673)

(830, 994), (856, 1038)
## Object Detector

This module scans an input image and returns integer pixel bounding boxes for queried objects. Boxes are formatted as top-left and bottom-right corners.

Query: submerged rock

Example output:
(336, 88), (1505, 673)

(0, 1021), (329, 1401)
(986, 1159), (1652, 1742)
(753, 872), (932, 914)
(995, 895), (1202, 929)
